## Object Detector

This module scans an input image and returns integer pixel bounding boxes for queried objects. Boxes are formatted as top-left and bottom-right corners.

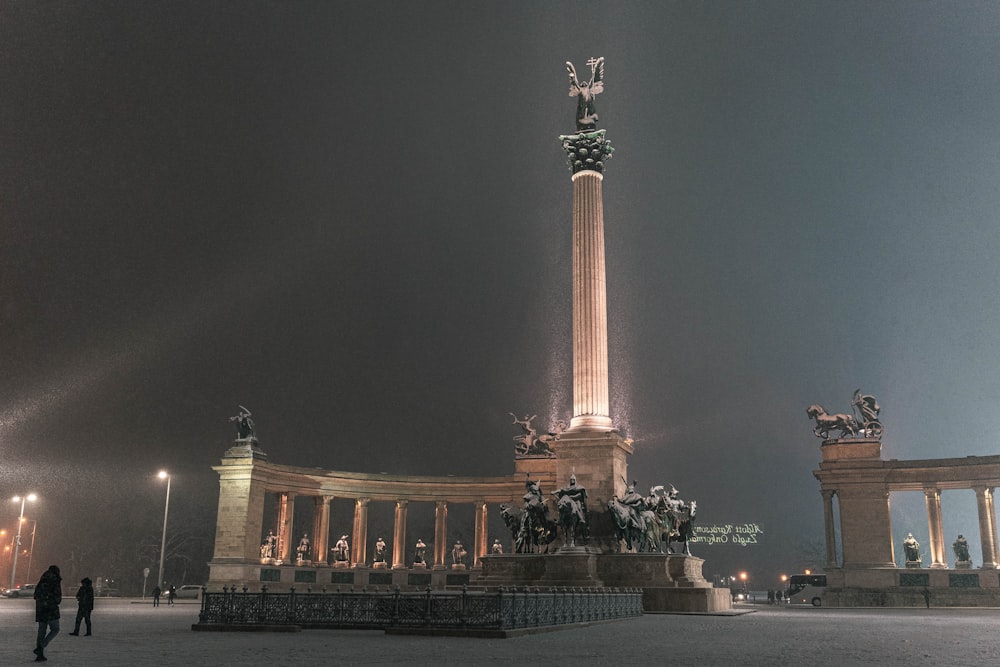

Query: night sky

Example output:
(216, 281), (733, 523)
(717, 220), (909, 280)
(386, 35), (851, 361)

(3, 1), (1000, 590)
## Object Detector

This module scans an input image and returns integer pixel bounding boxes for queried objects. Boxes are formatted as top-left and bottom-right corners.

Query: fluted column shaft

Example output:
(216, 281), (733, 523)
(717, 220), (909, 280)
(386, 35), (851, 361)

(313, 496), (332, 563)
(392, 500), (408, 569)
(569, 170), (613, 431)
(276, 492), (295, 562)
(433, 501), (448, 569)
(924, 487), (946, 568)
(975, 487), (999, 568)
(351, 498), (370, 566)
(473, 500), (488, 568)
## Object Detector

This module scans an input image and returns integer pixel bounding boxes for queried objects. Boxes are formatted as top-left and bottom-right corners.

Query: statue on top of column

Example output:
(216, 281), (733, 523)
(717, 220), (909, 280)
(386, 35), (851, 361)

(566, 57), (605, 132)
(230, 405), (256, 441)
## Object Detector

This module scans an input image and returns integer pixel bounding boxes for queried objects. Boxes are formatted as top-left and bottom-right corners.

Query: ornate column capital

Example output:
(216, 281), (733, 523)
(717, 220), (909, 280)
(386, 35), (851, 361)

(559, 130), (614, 174)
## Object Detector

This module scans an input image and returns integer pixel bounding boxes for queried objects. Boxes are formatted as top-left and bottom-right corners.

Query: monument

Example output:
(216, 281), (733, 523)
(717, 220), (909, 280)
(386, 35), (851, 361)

(205, 58), (730, 613)
(811, 390), (1000, 606)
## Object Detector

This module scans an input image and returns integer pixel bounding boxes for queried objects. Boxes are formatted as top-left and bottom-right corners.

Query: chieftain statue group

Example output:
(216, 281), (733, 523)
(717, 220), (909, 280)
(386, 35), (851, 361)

(500, 474), (697, 555)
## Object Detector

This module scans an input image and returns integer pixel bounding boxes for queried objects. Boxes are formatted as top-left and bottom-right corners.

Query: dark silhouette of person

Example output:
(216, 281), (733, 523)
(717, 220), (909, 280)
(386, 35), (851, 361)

(167, 585), (176, 605)
(69, 577), (94, 636)
(33, 564), (62, 662)
(151, 585), (161, 607)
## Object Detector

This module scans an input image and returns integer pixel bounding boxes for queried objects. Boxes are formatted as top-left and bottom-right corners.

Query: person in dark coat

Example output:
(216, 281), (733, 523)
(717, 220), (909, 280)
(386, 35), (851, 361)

(68, 577), (94, 636)
(151, 585), (161, 607)
(167, 585), (176, 605)
(33, 564), (62, 662)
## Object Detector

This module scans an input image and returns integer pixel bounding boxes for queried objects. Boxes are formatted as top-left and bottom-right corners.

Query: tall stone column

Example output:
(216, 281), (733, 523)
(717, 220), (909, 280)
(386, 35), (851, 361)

(391, 500), (408, 569)
(276, 492), (295, 562)
(312, 496), (332, 564)
(433, 501), (448, 569)
(923, 487), (945, 568)
(974, 487), (999, 568)
(351, 498), (370, 566)
(988, 487), (1000, 567)
(473, 500), (488, 568)
(560, 130), (615, 432)
(821, 490), (838, 569)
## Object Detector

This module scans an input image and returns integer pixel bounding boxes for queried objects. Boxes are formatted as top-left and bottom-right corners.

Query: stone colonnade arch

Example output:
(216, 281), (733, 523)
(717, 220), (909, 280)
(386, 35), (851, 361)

(208, 446), (556, 589)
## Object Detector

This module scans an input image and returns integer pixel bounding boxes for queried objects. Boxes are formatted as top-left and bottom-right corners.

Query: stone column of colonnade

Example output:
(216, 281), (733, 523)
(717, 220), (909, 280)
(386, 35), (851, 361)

(433, 501), (448, 569)
(821, 490), (838, 569)
(351, 498), (370, 566)
(974, 487), (1000, 568)
(473, 500), (488, 567)
(312, 496), (332, 563)
(923, 488), (946, 568)
(392, 500), (408, 569)
(276, 492), (295, 562)
(568, 169), (613, 432)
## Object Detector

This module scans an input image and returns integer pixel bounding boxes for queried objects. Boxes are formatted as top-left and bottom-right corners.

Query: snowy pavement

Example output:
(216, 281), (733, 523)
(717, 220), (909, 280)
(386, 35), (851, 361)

(2, 598), (1000, 666)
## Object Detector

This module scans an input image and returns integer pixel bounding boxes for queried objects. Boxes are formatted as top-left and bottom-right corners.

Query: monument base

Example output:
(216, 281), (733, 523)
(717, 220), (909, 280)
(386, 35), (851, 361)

(478, 553), (731, 612)
(905, 560), (922, 568)
(956, 560), (973, 569)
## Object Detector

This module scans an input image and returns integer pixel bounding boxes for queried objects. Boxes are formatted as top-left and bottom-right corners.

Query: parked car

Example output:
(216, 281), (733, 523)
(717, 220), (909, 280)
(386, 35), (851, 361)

(174, 585), (203, 599)
(96, 588), (121, 597)
(3, 584), (36, 598)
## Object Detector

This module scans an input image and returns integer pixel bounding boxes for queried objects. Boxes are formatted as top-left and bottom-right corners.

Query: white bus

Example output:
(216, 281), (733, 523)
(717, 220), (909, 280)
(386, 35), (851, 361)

(786, 574), (827, 606)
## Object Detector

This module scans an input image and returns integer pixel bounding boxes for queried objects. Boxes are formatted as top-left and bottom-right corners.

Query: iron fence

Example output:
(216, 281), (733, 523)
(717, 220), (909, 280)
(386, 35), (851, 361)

(196, 585), (643, 631)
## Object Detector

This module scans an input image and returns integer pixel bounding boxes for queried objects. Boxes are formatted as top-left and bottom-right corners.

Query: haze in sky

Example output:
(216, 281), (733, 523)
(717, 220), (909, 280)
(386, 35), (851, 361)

(3, 1), (1000, 588)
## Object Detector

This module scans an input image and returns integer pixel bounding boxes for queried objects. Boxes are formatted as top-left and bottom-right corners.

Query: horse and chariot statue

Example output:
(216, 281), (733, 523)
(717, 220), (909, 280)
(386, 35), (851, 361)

(509, 412), (562, 457)
(806, 389), (883, 440)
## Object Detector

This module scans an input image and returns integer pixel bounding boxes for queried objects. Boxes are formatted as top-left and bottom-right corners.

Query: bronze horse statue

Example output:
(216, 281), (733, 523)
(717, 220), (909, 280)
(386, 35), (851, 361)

(806, 404), (859, 439)
(607, 497), (645, 552)
(662, 500), (697, 555)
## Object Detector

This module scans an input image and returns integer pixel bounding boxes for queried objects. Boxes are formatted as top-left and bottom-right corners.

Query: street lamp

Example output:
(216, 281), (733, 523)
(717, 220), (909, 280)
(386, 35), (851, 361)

(156, 471), (171, 589)
(10, 494), (37, 589)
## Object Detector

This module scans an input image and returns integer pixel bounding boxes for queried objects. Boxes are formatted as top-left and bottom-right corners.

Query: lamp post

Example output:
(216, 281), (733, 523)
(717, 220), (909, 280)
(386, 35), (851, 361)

(10, 494), (37, 589)
(24, 519), (37, 585)
(156, 471), (171, 589)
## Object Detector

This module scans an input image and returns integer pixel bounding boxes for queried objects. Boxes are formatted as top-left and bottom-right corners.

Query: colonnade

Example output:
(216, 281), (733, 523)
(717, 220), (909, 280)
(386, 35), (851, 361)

(268, 492), (492, 568)
(814, 445), (1000, 571)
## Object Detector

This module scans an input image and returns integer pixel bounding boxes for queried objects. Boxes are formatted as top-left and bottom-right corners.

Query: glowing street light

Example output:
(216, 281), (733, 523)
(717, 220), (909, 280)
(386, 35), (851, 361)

(156, 471), (171, 588)
(10, 493), (37, 589)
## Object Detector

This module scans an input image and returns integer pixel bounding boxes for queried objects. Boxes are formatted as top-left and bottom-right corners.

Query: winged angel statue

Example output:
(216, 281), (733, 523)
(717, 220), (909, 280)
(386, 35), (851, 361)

(567, 57), (605, 132)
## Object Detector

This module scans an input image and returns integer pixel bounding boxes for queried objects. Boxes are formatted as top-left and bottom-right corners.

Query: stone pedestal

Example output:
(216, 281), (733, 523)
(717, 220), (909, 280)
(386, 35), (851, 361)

(548, 430), (633, 552)
(956, 560), (973, 569)
(332, 561), (350, 569)
(478, 552), (731, 612)
(373, 562), (387, 569)
(905, 560), (922, 568)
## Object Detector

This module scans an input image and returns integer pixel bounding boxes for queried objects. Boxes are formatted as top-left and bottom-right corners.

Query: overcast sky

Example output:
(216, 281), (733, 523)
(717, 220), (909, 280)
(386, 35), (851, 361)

(3, 1), (1000, 586)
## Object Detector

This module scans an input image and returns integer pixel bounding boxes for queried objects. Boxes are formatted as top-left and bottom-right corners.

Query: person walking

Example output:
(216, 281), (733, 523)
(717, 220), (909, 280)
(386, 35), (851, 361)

(167, 585), (176, 606)
(33, 564), (62, 662)
(68, 577), (94, 636)
(151, 585), (161, 607)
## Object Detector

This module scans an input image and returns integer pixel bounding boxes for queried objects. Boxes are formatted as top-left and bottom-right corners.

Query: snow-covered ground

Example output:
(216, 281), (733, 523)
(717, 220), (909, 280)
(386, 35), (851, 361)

(2, 598), (999, 665)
